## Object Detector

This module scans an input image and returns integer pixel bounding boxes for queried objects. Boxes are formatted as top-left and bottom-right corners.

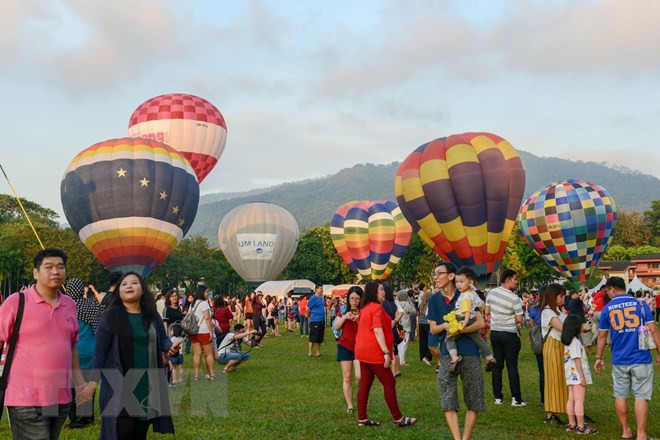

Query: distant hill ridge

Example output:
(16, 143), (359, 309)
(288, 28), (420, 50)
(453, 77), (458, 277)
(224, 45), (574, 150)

(190, 151), (660, 245)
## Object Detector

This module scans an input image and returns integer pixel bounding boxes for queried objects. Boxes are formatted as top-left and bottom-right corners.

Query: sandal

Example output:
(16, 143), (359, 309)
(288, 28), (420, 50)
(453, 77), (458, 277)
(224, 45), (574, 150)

(346, 408), (354, 414)
(358, 419), (380, 427)
(485, 358), (496, 373)
(575, 425), (598, 434)
(394, 416), (417, 427)
(449, 356), (463, 374)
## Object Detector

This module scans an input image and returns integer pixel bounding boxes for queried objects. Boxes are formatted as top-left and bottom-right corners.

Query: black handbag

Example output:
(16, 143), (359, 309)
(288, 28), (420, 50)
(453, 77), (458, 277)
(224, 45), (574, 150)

(0, 292), (26, 421)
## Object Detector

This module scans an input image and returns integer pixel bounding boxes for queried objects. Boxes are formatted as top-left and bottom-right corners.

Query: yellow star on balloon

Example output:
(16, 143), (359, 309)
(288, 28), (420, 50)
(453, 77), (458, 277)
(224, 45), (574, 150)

(139, 177), (150, 187)
(160, 191), (168, 200)
(178, 218), (185, 227)
(172, 206), (180, 215)
(116, 168), (127, 177)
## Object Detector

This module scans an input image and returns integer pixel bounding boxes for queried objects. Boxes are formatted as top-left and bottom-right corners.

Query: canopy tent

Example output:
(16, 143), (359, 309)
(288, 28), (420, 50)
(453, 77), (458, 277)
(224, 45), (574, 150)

(628, 275), (652, 292)
(327, 284), (361, 297)
(254, 280), (315, 298)
(588, 275), (607, 295)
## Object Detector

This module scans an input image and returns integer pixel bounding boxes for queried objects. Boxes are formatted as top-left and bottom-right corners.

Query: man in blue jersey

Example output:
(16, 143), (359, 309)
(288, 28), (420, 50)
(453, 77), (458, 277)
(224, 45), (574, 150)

(595, 277), (660, 440)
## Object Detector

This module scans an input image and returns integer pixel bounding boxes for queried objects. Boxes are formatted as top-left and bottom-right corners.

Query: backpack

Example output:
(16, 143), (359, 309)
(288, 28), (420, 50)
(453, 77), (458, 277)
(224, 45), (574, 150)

(181, 301), (202, 335)
(529, 325), (551, 355)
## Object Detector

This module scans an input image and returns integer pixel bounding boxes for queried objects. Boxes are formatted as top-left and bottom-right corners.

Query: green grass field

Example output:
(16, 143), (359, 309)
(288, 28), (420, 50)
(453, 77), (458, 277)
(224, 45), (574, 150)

(3, 325), (659, 439)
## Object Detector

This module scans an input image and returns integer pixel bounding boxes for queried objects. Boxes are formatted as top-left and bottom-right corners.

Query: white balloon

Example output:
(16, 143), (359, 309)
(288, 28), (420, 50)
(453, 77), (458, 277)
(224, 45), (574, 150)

(218, 202), (299, 283)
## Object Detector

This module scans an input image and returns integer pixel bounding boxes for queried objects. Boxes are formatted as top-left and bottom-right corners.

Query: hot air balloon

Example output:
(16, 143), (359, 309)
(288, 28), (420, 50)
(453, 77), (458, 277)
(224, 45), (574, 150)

(518, 179), (617, 285)
(61, 137), (200, 277)
(330, 200), (412, 281)
(128, 93), (227, 183)
(395, 132), (526, 276)
(218, 203), (299, 284)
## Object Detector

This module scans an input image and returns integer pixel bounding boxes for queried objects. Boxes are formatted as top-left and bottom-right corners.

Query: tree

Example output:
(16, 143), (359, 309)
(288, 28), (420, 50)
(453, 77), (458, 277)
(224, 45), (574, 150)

(644, 200), (660, 246)
(282, 227), (340, 283)
(610, 210), (651, 248)
(502, 224), (558, 290)
(150, 235), (242, 296)
(389, 233), (438, 289)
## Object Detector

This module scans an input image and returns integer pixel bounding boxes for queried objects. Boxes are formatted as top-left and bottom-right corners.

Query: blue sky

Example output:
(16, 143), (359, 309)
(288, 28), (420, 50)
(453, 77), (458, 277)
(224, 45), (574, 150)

(1, 0), (659, 221)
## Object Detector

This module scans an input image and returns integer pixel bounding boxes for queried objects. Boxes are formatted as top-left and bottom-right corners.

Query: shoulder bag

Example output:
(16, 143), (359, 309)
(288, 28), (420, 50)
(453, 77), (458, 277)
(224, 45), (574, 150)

(0, 292), (26, 421)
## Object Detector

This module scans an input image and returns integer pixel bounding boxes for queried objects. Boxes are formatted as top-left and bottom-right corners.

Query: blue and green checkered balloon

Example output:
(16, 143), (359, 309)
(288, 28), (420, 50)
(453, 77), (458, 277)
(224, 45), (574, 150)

(518, 180), (617, 285)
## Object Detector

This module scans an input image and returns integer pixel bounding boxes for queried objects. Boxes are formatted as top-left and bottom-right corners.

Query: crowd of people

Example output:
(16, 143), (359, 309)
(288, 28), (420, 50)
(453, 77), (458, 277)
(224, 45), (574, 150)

(0, 248), (659, 439)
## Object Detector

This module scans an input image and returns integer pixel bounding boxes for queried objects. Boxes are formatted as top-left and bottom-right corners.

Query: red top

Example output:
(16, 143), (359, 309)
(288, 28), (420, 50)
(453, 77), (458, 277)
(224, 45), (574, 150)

(337, 309), (359, 352)
(298, 298), (308, 315)
(355, 302), (394, 365)
(213, 306), (233, 333)
(592, 291), (606, 312)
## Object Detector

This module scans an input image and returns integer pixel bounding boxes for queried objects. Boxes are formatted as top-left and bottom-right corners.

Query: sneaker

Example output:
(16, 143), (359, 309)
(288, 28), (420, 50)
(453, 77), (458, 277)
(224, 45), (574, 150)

(422, 358), (432, 367)
(575, 426), (598, 434)
(511, 398), (528, 407)
(494, 398), (504, 405)
(485, 358), (496, 372)
(168, 383), (176, 388)
(565, 424), (576, 432)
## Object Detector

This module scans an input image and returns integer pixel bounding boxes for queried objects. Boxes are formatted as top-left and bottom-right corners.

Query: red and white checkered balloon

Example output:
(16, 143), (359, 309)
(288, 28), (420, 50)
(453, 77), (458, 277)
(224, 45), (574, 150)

(128, 93), (227, 183)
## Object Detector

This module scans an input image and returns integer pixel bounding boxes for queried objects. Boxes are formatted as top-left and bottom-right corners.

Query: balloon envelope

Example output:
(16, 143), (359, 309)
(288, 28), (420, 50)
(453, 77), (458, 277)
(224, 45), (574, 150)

(128, 93), (227, 183)
(518, 179), (617, 284)
(330, 200), (411, 281)
(395, 132), (526, 275)
(60, 137), (200, 277)
(218, 203), (299, 283)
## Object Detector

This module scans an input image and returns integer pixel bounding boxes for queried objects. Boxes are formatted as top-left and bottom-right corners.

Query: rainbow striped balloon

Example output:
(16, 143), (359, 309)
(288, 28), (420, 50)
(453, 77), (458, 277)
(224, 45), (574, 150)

(60, 137), (200, 277)
(518, 180), (617, 285)
(330, 200), (412, 281)
(395, 132), (526, 275)
(128, 93), (227, 183)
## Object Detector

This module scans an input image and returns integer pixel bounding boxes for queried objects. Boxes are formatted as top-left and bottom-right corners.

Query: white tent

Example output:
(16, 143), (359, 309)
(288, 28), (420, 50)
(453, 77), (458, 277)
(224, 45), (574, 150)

(255, 280), (315, 298)
(588, 275), (607, 295)
(628, 275), (652, 292)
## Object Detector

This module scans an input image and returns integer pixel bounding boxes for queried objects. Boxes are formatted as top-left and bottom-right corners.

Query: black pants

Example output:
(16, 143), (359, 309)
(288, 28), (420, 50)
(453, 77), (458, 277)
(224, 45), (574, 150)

(116, 416), (151, 439)
(418, 323), (431, 361)
(490, 330), (522, 402)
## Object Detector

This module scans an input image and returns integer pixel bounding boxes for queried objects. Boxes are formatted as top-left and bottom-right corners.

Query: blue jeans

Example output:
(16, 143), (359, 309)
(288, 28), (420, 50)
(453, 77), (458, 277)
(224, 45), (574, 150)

(7, 403), (70, 440)
(299, 316), (309, 335)
(535, 353), (545, 404)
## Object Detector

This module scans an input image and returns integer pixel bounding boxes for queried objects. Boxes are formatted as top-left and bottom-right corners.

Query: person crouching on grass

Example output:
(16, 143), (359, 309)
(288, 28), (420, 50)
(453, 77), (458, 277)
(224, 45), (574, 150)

(217, 323), (257, 373)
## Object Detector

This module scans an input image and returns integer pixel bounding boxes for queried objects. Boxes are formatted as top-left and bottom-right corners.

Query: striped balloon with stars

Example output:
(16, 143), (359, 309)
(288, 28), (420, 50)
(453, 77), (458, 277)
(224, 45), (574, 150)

(518, 179), (617, 285)
(330, 200), (412, 281)
(395, 132), (526, 276)
(60, 137), (200, 278)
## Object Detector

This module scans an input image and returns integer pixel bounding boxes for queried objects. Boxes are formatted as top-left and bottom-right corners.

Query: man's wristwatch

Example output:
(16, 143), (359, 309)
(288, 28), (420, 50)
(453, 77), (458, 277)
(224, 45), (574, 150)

(595, 355), (603, 360)
(383, 352), (390, 356)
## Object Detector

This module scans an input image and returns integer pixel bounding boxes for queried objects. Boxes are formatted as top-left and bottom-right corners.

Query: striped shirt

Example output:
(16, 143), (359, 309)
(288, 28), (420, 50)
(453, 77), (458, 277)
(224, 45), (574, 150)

(486, 286), (523, 333)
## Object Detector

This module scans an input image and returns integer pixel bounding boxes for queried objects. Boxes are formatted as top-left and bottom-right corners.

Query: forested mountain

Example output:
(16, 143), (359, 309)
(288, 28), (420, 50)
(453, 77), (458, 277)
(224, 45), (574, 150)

(189, 151), (660, 245)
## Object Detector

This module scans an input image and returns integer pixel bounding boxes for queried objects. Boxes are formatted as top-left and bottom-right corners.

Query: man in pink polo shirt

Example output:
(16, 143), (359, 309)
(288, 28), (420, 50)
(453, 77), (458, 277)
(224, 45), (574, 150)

(0, 248), (87, 439)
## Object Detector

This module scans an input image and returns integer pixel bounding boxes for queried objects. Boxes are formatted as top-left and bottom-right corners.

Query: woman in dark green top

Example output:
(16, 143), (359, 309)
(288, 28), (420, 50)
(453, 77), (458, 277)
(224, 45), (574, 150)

(81, 272), (178, 439)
